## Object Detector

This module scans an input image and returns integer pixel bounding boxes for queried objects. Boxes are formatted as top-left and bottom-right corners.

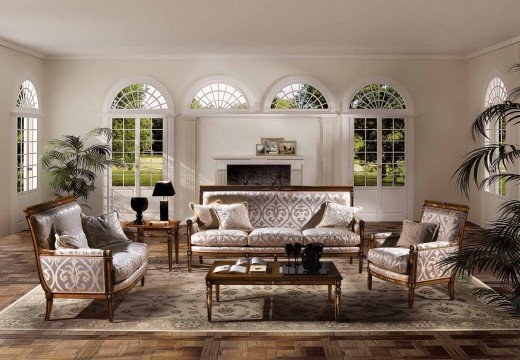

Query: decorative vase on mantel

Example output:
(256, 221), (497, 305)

(130, 197), (148, 225)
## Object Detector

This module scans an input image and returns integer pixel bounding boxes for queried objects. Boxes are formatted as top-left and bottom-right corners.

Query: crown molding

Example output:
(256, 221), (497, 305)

(0, 38), (45, 59)
(465, 35), (520, 59)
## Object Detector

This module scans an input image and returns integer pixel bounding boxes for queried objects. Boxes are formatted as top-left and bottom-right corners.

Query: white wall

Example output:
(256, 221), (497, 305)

(41, 57), (476, 222)
(0, 45), (44, 236)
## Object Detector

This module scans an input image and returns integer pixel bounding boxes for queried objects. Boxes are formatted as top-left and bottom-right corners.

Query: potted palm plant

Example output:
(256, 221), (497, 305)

(446, 64), (520, 314)
(41, 127), (124, 207)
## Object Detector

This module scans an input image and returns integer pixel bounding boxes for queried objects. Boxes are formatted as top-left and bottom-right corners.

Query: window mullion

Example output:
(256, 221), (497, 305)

(135, 117), (141, 196)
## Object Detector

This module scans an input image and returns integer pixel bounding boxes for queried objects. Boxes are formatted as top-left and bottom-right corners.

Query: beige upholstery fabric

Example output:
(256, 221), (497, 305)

(82, 211), (130, 248)
(54, 232), (90, 249)
(396, 220), (439, 248)
(416, 241), (451, 250)
(189, 200), (222, 229)
(317, 202), (361, 228)
(416, 246), (457, 282)
(302, 227), (360, 246)
(191, 229), (249, 247)
(248, 228), (303, 247)
(367, 247), (410, 274)
(203, 191), (351, 230)
(421, 206), (466, 243)
(102, 242), (149, 283)
(114, 261), (148, 292)
(369, 263), (410, 282)
(191, 246), (360, 254)
(212, 202), (253, 231)
(40, 255), (106, 293)
(29, 202), (87, 250)
(54, 248), (104, 256)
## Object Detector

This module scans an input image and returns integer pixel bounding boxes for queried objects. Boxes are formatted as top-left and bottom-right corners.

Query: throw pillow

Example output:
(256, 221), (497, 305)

(212, 202), (253, 231)
(54, 233), (90, 249)
(396, 220), (439, 248)
(189, 200), (222, 229)
(316, 202), (362, 228)
(81, 211), (131, 248)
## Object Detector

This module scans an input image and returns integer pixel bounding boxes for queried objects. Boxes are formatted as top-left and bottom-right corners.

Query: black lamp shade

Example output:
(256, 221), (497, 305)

(152, 181), (175, 197)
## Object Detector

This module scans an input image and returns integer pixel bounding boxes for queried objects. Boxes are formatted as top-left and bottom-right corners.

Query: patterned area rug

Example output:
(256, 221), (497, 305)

(0, 257), (519, 332)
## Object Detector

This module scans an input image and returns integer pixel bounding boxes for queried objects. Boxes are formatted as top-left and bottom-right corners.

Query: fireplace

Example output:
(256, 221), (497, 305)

(227, 165), (290, 186)
(213, 155), (304, 185)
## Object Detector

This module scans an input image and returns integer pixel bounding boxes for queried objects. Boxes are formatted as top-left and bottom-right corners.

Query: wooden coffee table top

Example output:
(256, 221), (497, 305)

(206, 261), (342, 284)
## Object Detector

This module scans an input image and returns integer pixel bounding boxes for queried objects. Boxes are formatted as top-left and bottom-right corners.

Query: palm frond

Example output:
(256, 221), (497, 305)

(471, 288), (519, 316)
(471, 102), (520, 140)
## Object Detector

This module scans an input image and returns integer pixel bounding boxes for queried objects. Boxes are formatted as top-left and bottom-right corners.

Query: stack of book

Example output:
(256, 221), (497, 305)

(213, 257), (267, 274)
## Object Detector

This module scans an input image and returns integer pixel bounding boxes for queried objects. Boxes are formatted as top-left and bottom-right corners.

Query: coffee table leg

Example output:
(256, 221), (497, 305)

(328, 285), (333, 303)
(174, 226), (179, 264)
(167, 229), (173, 271)
(216, 284), (220, 302)
(334, 282), (341, 322)
(206, 281), (212, 322)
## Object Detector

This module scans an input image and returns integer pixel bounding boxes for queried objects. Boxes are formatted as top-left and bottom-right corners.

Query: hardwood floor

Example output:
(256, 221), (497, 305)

(0, 223), (518, 359)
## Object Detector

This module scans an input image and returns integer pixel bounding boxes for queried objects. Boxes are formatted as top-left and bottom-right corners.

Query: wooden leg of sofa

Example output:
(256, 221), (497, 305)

(199, 256), (203, 264)
(408, 285), (415, 308)
(448, 278), (455, 300)
(141, 276), (145, 286)
(358, 255), (363, 274)
(349, 256), (353, 264)
(107, 296), (114, 322)
(188, 251), (193, 272)
(44, 293), (53, 321)
(367, 271), (372, 290)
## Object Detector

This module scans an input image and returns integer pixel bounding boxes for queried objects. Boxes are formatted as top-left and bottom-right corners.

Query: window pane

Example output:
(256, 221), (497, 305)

(16, 116), (38, 193)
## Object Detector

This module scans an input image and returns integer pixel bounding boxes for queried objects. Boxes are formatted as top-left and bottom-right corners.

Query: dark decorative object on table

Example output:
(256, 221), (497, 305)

(130, 197), (148, 225)
(292, 242), (302, 267)
(152, 181), (175, 221)
(301, 242), (324, 274)
(284, 243), (294, 267)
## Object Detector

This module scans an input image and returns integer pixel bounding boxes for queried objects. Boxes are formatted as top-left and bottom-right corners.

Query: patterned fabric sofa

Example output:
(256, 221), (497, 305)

(186, 186), (365, 272)
(24, 196), (148, 322)
(366, 200), (469, 307)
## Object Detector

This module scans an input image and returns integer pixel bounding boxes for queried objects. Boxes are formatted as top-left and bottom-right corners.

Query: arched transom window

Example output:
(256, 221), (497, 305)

(270, 83), (328, 110)
(190, 83), (248, 110)
(17, 80), (39, 109)
(111, 83), (168, 110)
(350, 83), (406, 110)
(484, 77), (508, 196)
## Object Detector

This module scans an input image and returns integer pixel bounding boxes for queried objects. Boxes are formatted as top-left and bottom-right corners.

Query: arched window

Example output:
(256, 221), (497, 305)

(349, 83), (406, 110)
(189, 83), (248, 110)
(111, 83), (168, 110)
(270, 83), (329, 110)
(484, 77), (507, 196)
(16, 80), (39, 193)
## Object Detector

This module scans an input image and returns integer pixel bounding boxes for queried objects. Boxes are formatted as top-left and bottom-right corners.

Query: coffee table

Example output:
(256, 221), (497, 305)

(205, 261), (343, 322)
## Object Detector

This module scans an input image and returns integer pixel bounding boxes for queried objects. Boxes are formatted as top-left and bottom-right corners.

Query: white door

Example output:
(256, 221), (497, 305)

(108, 117), (168, 221)
(352, 117), (408, 221)
(14, 116), (41, 231)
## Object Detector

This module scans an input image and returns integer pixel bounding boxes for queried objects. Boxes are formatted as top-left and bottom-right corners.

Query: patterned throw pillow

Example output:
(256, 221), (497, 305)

(396, 220), (439, 248)
(316, 202), (362, 228)
(53, 224), (90, 249)
(189, 200), (222, 229)
(81, 211), (131, 248)
(212, 202), (253, 231)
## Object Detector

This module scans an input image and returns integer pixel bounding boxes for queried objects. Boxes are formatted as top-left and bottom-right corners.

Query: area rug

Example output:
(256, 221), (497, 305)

(0, 256), (519, 332)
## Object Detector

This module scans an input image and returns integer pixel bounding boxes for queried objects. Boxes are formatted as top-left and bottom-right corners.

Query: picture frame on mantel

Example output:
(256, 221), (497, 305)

(259, 138), (283, 155)
(278, 140), (297, 155)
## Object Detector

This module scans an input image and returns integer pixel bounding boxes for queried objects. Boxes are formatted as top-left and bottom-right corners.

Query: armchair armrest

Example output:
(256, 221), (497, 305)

(368, 232), (400, 249)
(39, 249), (111, 294)
(186, 215), (199, 247)
(411, 243), (457, 282)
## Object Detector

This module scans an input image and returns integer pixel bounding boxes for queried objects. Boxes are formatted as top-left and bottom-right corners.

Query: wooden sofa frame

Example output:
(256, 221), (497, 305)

(186, 185), (365, 272)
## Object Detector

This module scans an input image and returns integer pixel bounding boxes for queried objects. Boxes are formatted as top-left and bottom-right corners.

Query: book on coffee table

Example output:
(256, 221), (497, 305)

(249, 264), (267, 273)
(213, 264), (248, 274)
(236, 257), (266, 266)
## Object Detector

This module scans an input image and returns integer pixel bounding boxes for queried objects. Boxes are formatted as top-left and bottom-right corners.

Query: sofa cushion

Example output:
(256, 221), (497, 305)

(248, 228), (303, 247)
(396, 220), (439, 248)
(317, 202), (362, 228)
(189, 200), (222, 229)
(102, 242), (149, 283)
(302, 227), (360, 246)
(191, 229), (249, 247)
(212, 202), (253, 231)
(82, 211), (131, 248)
(367, 247), (410, 274)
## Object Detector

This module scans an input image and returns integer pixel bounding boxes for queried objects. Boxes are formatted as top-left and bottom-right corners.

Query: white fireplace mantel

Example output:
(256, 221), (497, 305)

(212, 155), (305, 185)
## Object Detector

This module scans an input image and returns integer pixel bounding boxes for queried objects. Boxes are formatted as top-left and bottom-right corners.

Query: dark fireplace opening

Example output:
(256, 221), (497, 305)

(227, 165), (290, 186)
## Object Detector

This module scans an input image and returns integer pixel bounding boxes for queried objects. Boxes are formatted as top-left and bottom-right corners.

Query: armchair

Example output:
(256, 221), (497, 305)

(366, 200), (469, 307)
(24, 196), (148, 322)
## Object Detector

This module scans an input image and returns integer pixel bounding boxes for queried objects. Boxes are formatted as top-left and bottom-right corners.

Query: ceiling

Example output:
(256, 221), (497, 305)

(0, 0), (519, 58)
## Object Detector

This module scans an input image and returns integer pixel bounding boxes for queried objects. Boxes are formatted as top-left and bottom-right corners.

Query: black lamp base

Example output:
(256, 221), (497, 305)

(159, 200), (169, 221)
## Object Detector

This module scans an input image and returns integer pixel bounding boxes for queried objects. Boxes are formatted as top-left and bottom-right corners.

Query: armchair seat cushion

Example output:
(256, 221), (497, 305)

(103, 242), (149, 283)
(191, 229), (249, 247)
(302, 227), (360, 246)
(367, 247), (410, 274)
(248, 228), (303, 247)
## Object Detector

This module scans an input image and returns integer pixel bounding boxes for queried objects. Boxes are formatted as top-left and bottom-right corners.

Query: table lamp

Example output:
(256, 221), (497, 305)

(152, 180), (175, 221)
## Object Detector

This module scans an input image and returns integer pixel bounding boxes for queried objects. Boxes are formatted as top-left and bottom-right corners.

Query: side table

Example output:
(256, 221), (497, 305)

(124, 220), (180, 271)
